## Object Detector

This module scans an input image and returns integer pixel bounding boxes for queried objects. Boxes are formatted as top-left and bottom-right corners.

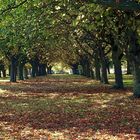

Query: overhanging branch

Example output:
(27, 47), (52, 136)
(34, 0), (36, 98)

(88, 0), (140, 11)
(0, 0), (28, 15)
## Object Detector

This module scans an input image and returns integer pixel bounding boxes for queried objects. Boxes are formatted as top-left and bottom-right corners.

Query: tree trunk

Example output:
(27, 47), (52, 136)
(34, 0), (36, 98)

(0, 63), (6, 77)
(2, 69), (6, 77)
(71, 64), (78, 75)
(129, 31), (140, 98)
(99, 46), (109, 84)
(101, 62), (109, 84)
(94, 50), (101, 80)
(42, 64), (47, 75)
(39, 64), (47, 76)
(24, 67), (28, 79)
(80, 61), (86, 76)
(124, 44), (132, 74)
(39, 64), (43, 76)
(18, 63), (24, 80)
(80, 56), (91, 77)
(10, 57), (17, 82)
(133, 62), (140, 98)
(47, 65), (52, 74)
(9, 65), (11, 76)
(105, 58), (110, 74)
(35, 63), (39, 76)
(31, 61), (39, 77)
(85, 59), (91, 77)
(90, 68), (95, 79)
(107, 66), (110, 74)
(31, 62), (36, 77)
(126, 60), (132, 74)
(83, 65), (86, 76)
(112, 45), (124, 89)
(78, 64), (83, 75)
(110, 35), (124, 89)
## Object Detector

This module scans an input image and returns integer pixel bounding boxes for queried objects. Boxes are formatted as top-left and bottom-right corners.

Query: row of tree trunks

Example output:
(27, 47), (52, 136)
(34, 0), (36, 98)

(31, 62), (47, 77)
(9, 56), (48, 82)
(78, 41), (124, 89)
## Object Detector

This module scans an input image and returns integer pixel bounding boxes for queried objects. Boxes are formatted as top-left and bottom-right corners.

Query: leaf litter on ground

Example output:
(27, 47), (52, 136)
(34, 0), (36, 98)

(0, 74), (139, 140)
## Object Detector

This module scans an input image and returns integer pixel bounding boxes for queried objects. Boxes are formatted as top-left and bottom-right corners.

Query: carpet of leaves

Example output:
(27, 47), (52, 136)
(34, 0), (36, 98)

(0, 74), (140, 140)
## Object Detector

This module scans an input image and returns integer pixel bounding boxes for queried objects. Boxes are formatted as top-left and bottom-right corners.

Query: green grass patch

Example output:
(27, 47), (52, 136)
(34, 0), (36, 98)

(108, 74), (134, 87)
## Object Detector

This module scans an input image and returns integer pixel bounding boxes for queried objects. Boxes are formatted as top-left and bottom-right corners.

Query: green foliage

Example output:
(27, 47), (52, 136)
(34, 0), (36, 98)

(0, 0), (139, 90)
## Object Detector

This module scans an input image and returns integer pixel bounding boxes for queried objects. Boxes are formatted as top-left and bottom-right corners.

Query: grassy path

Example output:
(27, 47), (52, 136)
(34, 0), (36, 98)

(0, 74), (139, 140)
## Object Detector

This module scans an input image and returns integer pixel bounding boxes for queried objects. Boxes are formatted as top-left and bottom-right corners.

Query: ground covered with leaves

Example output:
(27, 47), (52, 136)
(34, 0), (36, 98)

(0, 74), (140, 140)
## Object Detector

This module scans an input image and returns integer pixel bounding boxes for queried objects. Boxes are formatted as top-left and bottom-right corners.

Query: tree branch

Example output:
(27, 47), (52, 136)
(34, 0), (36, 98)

(87, 0), (140, 11)
(1, 0), (28, 15)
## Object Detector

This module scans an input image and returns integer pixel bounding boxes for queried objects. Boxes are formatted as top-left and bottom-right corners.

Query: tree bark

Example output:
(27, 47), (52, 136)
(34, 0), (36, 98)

(18, 63), (24, 80)
(47, 65), (52, 74)
(85, 59), (91, 77)
(112, 45), (124, 89)
(129, 31), (140, 98)
(110, 35), (124, 89)
(31, 62), (36, 77)
(0, 62), (6, 77)
(39, 64), (47, 76)
(2, 69), (6, 77)
(10, 57), (17, 82)
(80, 56), (91, 77)
(99, 46), (109, 84)
(71, 64), (78, 75)
(24, 67), (28, 79)
(124, 43), (132, 74)
(31, 61), (39, 77)
(105, 57), (111, 74)
(90, 68), (95, 79)
(126, 59), (132, 74)
(94, 50), (101, 81)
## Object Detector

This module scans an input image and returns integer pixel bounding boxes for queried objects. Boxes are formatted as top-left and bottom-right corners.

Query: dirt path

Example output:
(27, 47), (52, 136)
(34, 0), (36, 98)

(0, 75), (139, 140)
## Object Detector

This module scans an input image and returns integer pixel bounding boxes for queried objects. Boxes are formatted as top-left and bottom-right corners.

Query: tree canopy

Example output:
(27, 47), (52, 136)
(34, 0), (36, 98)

(0, 0), (140, 97)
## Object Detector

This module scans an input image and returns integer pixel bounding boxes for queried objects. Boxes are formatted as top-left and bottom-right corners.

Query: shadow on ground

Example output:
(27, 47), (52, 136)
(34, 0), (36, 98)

(0, 75), (139, 139)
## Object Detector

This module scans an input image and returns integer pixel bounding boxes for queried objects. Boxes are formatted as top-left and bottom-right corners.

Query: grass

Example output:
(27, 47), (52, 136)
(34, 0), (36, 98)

(0, 74), (139, 140)
(0, 76), (9, 81)
(108, 74), (133, 87)
(0, 73), (134, 86)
